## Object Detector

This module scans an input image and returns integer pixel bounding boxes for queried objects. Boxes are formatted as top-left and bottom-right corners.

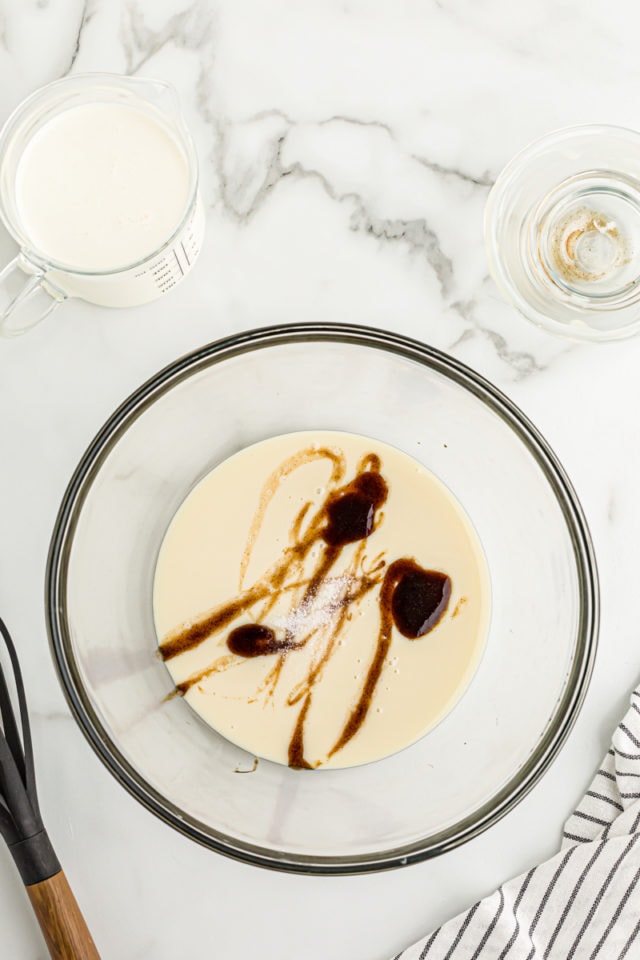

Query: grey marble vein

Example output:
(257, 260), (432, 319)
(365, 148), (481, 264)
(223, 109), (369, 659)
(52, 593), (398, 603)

(450, 299), (544, 379)
(248, 107), (298, 126)
(65, 0), (93, 76)
(320, 115), (495, 188)
(215, 119), (455, 298)
(351, 210), (455, 298)
(210, 115), (286, 216)
(410, 151), (495, 189)
(121, 0), (215, 76)
(238, 111), (494, 189)
(246, 132), (290, 216)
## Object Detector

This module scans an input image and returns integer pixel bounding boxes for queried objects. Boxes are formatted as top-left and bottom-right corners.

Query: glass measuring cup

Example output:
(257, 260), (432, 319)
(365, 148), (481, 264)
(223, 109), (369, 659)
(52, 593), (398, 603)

(0, 73), (204, 336)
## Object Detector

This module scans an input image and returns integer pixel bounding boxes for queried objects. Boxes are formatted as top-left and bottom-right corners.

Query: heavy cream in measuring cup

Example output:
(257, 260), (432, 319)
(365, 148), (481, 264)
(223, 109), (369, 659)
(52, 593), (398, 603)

(15, 102), (191, 272)
(0, 75), (203, 333)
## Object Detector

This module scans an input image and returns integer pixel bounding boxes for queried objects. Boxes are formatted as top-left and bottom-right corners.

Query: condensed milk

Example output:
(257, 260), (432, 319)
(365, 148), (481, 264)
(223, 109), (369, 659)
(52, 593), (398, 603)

(154, 432), (491, 769)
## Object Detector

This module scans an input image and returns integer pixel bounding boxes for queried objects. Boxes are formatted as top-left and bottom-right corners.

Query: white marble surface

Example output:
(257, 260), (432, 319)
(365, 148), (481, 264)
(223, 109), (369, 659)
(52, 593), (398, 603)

(1, 1), (640, 957)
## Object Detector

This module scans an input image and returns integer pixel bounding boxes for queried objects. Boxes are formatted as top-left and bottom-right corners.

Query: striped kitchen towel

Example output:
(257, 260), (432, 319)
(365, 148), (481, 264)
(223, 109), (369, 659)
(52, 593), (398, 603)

(394, 688), (640, 959)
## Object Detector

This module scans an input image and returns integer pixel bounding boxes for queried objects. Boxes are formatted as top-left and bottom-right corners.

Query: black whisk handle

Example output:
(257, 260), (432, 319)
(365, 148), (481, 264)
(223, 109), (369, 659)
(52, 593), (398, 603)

(0, 617), (100, 957)
(8, 827), (60, 886)
(26, 868), (101, 960)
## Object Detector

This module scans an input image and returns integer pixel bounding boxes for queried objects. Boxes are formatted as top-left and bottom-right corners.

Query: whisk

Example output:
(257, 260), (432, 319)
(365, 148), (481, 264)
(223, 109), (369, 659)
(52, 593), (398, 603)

(0, 616), (100, 959)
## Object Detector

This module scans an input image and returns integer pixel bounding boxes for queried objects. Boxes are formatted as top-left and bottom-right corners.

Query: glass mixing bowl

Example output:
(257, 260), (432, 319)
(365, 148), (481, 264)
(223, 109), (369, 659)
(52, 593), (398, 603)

(46, 324), (598, 874)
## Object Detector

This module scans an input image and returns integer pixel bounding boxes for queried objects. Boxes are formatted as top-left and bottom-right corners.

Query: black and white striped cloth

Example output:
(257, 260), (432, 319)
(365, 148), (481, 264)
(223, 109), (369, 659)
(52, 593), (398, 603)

(394, 689), (640, 959)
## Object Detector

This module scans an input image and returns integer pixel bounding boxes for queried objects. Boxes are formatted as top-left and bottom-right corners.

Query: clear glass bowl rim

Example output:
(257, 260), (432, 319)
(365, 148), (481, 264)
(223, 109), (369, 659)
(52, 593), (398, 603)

(45, 323), (599, 875)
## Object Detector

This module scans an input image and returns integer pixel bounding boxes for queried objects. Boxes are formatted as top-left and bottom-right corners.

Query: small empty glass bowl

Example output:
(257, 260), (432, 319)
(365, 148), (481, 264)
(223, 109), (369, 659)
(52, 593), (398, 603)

(46, 324), (598, 873)
(485, 125), (640, 340)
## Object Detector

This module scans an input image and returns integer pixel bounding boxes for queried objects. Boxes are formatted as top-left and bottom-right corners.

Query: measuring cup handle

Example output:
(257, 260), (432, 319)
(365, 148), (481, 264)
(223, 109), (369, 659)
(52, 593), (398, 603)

(0, 255), (65, 337)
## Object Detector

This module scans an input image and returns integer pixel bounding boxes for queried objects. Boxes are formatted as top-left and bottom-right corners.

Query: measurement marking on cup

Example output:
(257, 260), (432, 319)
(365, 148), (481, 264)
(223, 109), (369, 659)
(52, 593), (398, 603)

(173, 250), (185, 277)
(181, 242), (191, 267)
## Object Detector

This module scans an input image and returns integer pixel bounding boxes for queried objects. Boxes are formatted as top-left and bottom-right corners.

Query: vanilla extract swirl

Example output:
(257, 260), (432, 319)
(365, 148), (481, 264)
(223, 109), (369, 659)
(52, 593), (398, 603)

(159, 446), (452, 768)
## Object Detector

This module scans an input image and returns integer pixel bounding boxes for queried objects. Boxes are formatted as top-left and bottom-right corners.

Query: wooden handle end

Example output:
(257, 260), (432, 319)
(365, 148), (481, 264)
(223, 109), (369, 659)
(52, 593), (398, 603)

(26, 869), (100, 960)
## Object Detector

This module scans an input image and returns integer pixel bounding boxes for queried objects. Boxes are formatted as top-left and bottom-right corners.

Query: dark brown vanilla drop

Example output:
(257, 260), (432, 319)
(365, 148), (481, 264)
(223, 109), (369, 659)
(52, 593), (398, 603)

(386, 559), (452, 638)
(322, 466), (388, 547)
(158, 437), (477, 770)
(228, 624), (294, 658)
(329, 556), (452, 758)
